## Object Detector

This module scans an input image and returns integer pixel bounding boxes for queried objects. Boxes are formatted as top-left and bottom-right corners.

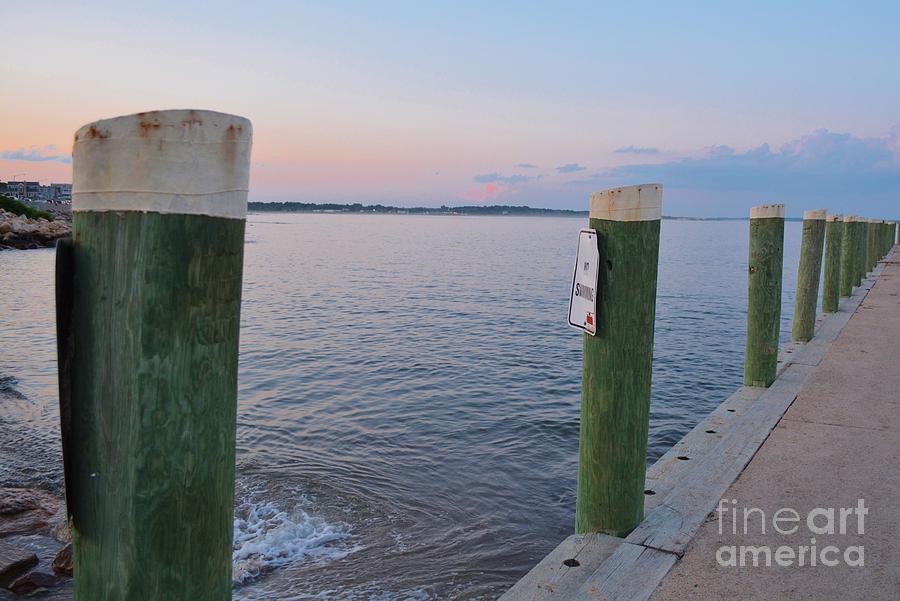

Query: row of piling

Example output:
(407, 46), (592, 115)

(796, 212), (897, 336)
(53, 118), (896, 597)
(745, 208), (897, 387)
(575, 189), (897, 536)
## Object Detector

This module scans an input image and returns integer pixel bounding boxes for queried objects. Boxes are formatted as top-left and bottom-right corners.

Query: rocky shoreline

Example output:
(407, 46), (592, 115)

(0, 489), (72, 596)
(0, 208), (71, 251)
(0, 382), (72, 599)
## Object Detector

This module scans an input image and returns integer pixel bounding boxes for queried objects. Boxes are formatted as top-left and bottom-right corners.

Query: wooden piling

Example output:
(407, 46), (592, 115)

(575, 183), (662, 537)
(875, 221), (882, 258)
(791, 209), (826, 341)
(839, 215), (858, 298)
(743, 204), (784, 387)
(860, 219), (868, 276)
(858, 220), (864, 276)
(65, 110), (252, 600)
(866, 219), (878, 274)
(876, 221), (883, 257)
(821, 214), (843, 313)
(853, 217), (865, 287)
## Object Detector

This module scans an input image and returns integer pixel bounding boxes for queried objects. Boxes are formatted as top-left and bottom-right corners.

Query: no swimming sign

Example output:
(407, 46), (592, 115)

(568, 229), (600, 335)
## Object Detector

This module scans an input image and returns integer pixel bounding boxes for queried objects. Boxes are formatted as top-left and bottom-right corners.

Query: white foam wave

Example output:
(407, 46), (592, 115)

(233, 488), (357, 584)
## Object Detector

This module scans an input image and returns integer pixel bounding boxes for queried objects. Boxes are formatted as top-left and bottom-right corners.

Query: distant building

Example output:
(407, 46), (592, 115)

(1, 181), (72, 203)
(44, 183), (72, 202)
(4, 181), (41, 200)
(54, 183), (72, 200)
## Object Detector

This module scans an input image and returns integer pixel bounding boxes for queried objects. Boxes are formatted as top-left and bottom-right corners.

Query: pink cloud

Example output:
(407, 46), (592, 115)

(461, 182), (508, 202)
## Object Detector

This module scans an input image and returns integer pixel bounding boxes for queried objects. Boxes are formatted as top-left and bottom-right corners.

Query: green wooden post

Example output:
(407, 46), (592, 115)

(853, 217), (865, 287)
(744, 204), (784, 387)
(821, 215), (843, 313)
(839, 215), (857, 298)
(865, 219), (878, 274)
(575, 183), (662, 536)
(860, 218), (872, 282)
(791, 209), (826, 341)
(876, 221), (883, 258)
(876, 221), (883, 257)
(859, 219), (868, 282)
(65, 110), (252, 600)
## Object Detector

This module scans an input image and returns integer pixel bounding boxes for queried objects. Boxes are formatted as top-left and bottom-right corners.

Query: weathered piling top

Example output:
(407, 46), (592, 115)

(749, 203), (784, 218)
(803, 208), (826, 220)
(72, 109), (252, 219)
(589, 184), (662, 221)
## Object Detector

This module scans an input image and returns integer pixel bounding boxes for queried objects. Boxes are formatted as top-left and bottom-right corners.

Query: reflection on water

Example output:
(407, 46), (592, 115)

(0, 215), (804, 599)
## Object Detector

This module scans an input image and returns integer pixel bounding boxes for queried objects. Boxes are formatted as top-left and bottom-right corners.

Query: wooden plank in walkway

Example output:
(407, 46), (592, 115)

(651, 255), (900, 600)
(501, 251), (897, 601)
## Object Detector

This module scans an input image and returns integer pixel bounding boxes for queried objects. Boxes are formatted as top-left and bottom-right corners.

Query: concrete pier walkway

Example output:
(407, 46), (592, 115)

(500, 249), (899, 601)
(652, 254), (900, 599)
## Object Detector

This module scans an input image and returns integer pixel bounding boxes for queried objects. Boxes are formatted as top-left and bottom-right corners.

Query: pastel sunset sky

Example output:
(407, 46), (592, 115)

(3, 1), (900, 216)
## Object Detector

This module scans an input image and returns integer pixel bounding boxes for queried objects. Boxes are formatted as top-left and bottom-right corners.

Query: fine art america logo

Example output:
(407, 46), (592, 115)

(715, 498), (867, 567)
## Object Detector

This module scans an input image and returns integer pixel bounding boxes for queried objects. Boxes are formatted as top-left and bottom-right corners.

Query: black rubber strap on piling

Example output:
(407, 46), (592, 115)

(55, 236), (77, 525)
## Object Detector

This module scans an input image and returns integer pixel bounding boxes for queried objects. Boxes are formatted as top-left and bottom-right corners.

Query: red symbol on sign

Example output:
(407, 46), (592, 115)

(585, 313), (594, 326)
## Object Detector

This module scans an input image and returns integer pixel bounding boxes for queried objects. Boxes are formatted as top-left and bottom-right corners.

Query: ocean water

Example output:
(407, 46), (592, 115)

(0, 215), (806, 599)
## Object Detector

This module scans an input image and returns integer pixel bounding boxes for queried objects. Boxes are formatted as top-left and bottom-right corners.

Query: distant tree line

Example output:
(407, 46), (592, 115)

(248, 201), (588, 216)
(247, 202), (773, 220)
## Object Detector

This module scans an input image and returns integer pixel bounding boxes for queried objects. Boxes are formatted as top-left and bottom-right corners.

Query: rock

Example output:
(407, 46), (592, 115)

(0, 377), (24, 398)
(0, 511), (52, 537)
(0, 215), (70, 249)
(0, 489), (61, 537)
(47, 506), (71, 544)
(10, 220), (39, 235)
(0, 488), (57, 516)
(4, 534), (63, 567)
(8, 569), (59, 594)
(0, 540), (38, 588)
(51, 544), (72, 576)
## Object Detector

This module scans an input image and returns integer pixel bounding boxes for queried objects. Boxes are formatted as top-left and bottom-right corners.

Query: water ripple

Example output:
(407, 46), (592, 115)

(0, 215), (808, 600)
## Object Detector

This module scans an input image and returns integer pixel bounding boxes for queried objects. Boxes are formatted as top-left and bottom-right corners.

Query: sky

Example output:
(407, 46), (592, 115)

(2, 1), (900, 217)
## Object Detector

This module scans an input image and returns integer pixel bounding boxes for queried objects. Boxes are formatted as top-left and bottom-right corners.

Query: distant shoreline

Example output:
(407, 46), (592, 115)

(248, 202), (803, 221)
